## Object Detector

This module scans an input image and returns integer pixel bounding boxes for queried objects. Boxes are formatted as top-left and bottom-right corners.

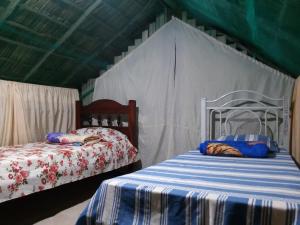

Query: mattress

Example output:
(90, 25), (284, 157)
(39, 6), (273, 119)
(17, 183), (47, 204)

(0, 129), (139, 203)
(77, 150), (300, 225)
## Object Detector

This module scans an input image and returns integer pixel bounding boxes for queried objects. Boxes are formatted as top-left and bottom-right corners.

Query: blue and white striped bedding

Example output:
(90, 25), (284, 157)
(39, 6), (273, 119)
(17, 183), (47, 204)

(76, 150), (300, 225)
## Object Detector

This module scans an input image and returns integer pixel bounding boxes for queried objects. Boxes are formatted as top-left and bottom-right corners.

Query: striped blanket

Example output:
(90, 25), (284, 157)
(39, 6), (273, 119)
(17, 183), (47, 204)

(76, 150), (300, 225)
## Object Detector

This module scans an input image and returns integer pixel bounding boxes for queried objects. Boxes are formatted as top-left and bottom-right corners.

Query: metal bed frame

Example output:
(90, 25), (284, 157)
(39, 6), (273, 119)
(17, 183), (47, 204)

(200, 90), (290, 149)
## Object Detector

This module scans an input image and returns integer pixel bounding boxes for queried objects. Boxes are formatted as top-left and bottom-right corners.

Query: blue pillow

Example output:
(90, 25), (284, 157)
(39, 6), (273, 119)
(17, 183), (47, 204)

(216, 134), (279, 152)
(199, 140), (269, 158)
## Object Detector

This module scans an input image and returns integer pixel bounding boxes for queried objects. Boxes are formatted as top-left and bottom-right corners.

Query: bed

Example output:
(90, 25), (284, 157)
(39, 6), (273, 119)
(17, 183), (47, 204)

(0, 99), (139, 223)
(76, 91), (300, 225)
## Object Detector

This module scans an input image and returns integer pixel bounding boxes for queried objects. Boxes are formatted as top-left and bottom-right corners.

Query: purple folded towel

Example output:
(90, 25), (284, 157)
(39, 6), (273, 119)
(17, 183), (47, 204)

(46, 132), (65, 143)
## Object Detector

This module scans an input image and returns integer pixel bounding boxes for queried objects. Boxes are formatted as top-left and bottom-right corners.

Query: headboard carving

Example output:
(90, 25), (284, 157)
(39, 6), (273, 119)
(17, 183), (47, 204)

(201, 90), (290, 149)
(76, 99), (137, 148)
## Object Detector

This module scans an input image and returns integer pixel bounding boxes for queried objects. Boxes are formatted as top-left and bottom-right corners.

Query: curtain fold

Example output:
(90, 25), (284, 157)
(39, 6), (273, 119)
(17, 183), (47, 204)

(0, 80), (79, 146)
(291, 77), (300, 164)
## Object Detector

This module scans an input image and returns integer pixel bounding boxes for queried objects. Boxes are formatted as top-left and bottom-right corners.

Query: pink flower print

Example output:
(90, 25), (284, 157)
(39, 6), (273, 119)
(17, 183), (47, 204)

(37, 160), (44, 167)
(43, 168), (49, 174)
(27, 160), (32, 167)
(116, 150), (124, 160)
(38, 186), (44, 191)
(20, 170), (29, 178)
(108, 129), (116, 136)
(95, 155), (106, 170)
(70, 130), (77, 134)
(41, 178), (47, 185)
(116, 136), (123, 141)
(48, 173), (57, 184)
(15, 174), (24, 184)
(58, 149), (73, 158)
(128, 147), (137, 159)
(49, 164), (58, 174)
(8, 184), (16, 192)
(104, 141), (113, 150)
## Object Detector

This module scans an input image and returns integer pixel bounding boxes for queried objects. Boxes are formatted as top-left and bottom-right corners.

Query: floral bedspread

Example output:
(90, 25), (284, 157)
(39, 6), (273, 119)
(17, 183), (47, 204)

(0, 128), (139, 203)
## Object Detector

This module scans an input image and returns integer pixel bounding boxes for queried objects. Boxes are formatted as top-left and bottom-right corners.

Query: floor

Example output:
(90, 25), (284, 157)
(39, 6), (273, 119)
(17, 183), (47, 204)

(34, 199), (90, 225)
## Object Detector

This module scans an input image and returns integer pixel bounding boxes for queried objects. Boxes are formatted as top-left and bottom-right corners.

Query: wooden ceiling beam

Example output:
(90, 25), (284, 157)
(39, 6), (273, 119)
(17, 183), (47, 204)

(58, 0), (119, 34)
(23, 0), (104, 82)
(0, 56), (95, 74)
(0, 35), (82, 64)
(20, 4), (70, 28)
(6, 20), (99, 56)
(102, 1), (130, 21)
(18, 2), (132, 54)
(61, 0), (156, 85)
(0, 0), (22, 24)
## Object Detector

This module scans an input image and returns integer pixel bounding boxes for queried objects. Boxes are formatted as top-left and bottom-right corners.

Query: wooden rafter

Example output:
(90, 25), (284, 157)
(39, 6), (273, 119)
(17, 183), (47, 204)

(6, 20), (101, 57)
(0, 0), (22, 23)
(20, 4), (70, 28)
(0, 35), (87, 65)
(59, 0), (119, 34)
(14, 5), (126, 54)
(0, 56), (96, 75)
(61, 0), (156, 85)
(23, 0), (104, 81)
(103, 1), (130, 21)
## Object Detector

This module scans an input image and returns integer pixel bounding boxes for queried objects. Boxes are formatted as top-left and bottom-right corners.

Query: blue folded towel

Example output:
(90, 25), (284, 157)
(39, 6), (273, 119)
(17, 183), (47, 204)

(199, 140), (269, 158)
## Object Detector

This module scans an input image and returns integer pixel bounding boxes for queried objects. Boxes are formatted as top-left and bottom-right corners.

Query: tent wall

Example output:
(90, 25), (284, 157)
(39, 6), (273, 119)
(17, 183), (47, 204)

(173, 19), (294, 154)
(93, 21), (176, 167)
(93, 18), (294, 167)
(81, 79), (96, 106)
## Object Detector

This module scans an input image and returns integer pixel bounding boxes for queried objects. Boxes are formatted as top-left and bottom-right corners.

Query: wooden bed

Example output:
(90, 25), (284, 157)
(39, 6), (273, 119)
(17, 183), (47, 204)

(0, 99), (140, 225)
(76, 99), (137, 148)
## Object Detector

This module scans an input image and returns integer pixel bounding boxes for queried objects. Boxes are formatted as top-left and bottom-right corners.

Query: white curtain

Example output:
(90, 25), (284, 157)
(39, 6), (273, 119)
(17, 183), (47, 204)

(94, 22), (176, 167)
(0, 80), (79, 146)
(93, 18), (294, 167)
(291, 77), (300, 164)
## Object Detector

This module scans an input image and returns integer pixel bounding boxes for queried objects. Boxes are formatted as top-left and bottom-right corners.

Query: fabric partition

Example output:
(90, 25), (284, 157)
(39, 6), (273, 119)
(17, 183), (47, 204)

(93, 18), (294, 167)
(291, 77), (300, 164)
(0, 80), (79, 146)
(173, 19), (295, 154)
(93, 22), (176, 167)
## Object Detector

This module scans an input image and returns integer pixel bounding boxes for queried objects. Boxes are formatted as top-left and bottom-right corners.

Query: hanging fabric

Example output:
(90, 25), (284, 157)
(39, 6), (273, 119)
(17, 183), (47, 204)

(93, 18), (295, 167)
(291, 77), (300, 164)
(0, 80), (79, 146)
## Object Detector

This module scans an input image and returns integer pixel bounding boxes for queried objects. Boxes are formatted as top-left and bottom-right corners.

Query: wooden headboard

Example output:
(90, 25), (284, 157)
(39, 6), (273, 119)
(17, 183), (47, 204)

(76, 100), (137, 148)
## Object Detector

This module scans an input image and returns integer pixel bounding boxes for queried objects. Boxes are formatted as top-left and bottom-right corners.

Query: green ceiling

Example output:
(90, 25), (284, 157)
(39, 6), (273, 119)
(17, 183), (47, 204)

(169, 0), (300, 77)
(0, 0), (299, 88)
(0, 0), (164, 88)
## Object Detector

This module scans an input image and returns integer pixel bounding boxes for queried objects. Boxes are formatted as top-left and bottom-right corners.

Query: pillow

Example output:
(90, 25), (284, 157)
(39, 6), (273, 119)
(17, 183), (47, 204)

(216, 134), (279, 152)
(72, 127), (105, 136)
(73, 127), (128, 142)
(199, 140), (269, 158)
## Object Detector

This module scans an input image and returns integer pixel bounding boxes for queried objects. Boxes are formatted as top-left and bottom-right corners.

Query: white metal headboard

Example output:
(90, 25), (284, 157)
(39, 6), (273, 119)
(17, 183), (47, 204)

(200, 90), (290, 149)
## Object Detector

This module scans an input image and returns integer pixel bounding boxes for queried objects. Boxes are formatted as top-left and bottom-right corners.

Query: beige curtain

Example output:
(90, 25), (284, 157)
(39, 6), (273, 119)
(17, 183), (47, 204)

(0, 80), (79, 146)
(291, 77), (300, 164)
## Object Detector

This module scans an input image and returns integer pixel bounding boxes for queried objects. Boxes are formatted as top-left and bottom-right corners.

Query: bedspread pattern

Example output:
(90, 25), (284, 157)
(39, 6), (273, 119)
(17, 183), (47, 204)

(0, 128), (138, 203)
(77, 150), (300, 225)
